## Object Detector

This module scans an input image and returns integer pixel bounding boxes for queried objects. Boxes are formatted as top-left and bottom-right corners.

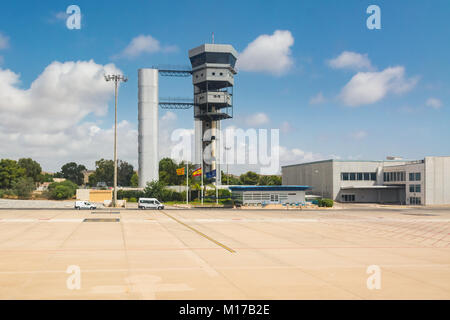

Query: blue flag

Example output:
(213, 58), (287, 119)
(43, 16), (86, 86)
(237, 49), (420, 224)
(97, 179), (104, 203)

(205, 169), (216, 179)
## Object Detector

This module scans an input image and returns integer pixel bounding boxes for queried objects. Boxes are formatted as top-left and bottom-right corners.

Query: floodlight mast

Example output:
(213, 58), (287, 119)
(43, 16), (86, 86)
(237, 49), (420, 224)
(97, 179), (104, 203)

(104, 74), (128, 208)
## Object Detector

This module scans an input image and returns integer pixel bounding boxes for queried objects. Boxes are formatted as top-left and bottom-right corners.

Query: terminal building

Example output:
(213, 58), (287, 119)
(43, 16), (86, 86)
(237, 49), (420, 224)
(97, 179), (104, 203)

(282, 156), (450, 205)
(229, 186), (311, 205)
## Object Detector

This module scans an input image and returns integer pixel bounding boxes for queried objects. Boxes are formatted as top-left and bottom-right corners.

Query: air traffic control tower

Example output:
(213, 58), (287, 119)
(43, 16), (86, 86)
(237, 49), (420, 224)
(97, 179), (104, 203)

(189, 44), (238, 184)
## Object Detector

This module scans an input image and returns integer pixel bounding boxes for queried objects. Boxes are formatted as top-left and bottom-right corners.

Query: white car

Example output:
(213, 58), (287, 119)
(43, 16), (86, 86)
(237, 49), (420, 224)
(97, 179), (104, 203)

(75, 201), (97, 210)
(138, 198), (164, 210)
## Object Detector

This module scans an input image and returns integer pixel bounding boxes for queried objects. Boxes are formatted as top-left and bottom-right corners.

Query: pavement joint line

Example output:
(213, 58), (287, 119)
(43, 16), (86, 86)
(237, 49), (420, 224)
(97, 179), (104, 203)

(160, 210), (236, 253)
(0, 245), (448, 253)
(1, 263), (449, 275)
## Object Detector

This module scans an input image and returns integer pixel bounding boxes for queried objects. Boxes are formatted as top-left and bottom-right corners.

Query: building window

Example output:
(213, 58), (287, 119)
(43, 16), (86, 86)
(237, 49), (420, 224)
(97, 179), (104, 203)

(212, 72), (216, 76)
(342, 194), (355, 202)
(342, 172), (376, 181)
(270, 194), (279, 202)
(220, 72), (223, 76)
(384, 171), (408, 182)
(409, 184), (421, 193)
(410, 197), (421, 205)
(409, 172), (421, 181)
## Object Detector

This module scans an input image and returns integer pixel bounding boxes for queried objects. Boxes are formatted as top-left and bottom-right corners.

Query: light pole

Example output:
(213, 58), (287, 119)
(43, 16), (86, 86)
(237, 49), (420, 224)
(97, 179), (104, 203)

(224, 146), (231, 185)
(104, 74), (128, 208)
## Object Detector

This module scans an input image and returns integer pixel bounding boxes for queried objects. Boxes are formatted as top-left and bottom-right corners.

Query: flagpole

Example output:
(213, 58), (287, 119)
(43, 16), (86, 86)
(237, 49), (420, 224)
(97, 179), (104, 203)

(186, 161), (188, 206)
(201, 149), (204, 205)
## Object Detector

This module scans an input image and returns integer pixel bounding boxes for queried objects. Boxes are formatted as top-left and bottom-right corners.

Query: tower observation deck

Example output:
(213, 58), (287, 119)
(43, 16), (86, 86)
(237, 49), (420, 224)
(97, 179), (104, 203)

(189, 44), (238, 184)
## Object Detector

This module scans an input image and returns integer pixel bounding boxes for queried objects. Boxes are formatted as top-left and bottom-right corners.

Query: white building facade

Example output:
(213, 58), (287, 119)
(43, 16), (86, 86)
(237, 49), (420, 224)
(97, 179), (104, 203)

(229, 186), (310, 205)
(282, 156), (450, 205)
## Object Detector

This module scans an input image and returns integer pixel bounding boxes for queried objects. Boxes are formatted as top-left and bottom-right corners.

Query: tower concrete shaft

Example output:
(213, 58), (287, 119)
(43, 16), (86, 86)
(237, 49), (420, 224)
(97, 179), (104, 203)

(138, 69), (159, 188)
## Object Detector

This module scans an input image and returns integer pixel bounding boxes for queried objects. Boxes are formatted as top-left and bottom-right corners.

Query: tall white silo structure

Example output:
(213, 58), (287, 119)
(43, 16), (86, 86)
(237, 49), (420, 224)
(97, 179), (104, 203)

(188, 44), (238, 184)
(138, 69), (159, 188)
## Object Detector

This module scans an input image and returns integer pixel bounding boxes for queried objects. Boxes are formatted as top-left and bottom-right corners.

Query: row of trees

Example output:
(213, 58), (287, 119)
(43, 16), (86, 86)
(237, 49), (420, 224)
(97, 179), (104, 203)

(0, 158), (46, 198)
(0, 158), (44, 189)
(0, 156), (281, 199)
(158, 157), (282, 186)
(54, 160), (137, 187)
(118, 180), (232, 204)
(0, 157), (138, 199)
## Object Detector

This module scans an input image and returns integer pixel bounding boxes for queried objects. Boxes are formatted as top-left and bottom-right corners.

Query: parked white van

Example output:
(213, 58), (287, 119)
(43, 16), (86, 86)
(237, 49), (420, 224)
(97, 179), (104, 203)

(74, 201), (97, 210)
(138, 198), (164, 210)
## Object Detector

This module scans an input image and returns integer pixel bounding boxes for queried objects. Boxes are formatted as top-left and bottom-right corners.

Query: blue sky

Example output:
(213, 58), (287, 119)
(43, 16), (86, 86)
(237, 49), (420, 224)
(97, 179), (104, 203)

(0, 0), (449, 172)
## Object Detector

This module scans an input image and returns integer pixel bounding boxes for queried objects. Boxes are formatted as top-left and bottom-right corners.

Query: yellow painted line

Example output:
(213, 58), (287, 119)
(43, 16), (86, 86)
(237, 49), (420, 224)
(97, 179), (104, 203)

(161, 211), (236, 253)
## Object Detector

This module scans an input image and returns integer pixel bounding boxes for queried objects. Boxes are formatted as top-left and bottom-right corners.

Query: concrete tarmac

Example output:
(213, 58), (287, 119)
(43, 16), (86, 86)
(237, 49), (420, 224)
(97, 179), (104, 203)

(0, 207), (449, 299)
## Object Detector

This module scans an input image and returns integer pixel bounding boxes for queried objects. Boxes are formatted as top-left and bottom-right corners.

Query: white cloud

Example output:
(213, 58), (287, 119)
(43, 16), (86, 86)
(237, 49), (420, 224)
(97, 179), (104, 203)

(54, 11), (68, 21)
(245, 112), (270, 126)
(279, 146), (323, 165)
(327, 51), (373, 71)
(0, 60), (137, 171)
(339, 66), (418, 107)
(280, 121), (292, 133)
(350, 130), (367, 140)
(0, 32), (10, 50)
(426, 97), (442, 109)
(309, 92), (326, 105)
(116, 35), (177, 59)
(236, 30), (294, 75)
(161, 111), (177, 122)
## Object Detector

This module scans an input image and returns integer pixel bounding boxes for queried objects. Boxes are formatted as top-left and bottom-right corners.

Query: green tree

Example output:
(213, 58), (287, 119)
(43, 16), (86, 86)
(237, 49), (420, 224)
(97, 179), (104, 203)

(221, 171), (241, 185)
(60, 162), (87, 185)
(89, 159), (134, 187)
(118, 160), (134, 187)
(144, 180), (167, 200)
(12, 177), (35, 198)
(89, 159), (114, 187)
(36, 173), (54, 183)
(18, 158), (42, 182)
(258, 175), (282, 186)
(159, 158), (180, 185)
(0, 159), (26, 189)
(239, 171), (259, 185)
(130, 172), (139, 187)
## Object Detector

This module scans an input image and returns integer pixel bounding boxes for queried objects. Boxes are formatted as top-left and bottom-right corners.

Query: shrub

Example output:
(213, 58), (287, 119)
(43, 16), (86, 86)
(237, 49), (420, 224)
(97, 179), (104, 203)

(144, 180), (166, 200)
(128, 197), (137, 203)
(218, 189), (231, 198)
(117, 189), (144, 200)
(50, 185), (74, 200)
(318, 198), (334, 207)
(48, 180), (78, 200)
(161, 189), (183, 202)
